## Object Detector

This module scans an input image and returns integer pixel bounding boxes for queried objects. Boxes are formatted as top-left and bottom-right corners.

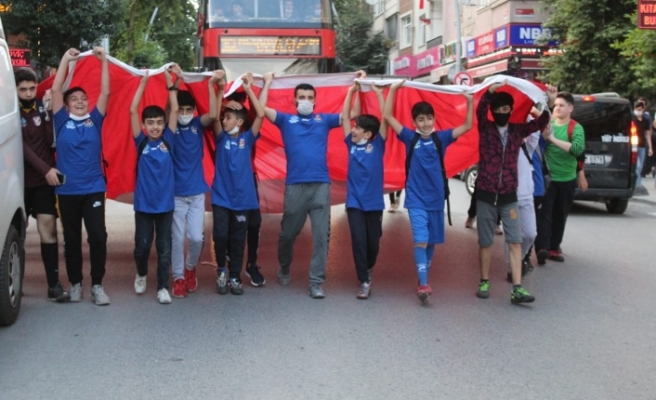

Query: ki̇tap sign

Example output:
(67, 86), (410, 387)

(639, 0), (656, 29)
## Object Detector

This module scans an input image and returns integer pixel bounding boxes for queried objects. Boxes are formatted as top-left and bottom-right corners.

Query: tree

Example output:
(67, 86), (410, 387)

(111, 0), (197, 70)
(539, 0), (638, 96)
(333, 0), (387, 74)
(0, 0), (125, 67)
(613, 13), (656, 99)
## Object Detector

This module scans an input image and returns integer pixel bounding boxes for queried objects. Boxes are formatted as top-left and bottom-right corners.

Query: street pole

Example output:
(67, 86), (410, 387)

(144, 7), (159, 42)
(455, 0), (462, 73)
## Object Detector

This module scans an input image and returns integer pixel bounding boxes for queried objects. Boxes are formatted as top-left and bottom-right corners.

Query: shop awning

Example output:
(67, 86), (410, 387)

(467, 59), (509, 79)
(521, 59), (543, 70)
(430, 63), (454, 82)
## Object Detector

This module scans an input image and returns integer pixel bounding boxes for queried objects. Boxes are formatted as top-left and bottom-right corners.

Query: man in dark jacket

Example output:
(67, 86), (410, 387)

(475, 82), (554, 305)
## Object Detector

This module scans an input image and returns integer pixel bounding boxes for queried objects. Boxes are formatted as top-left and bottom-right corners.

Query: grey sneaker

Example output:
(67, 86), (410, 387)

(229, 278), (244, 295)
(216, 270), (228, 295)
(90, 285), (110, 306)
(308, 284), (325, 299)
(357, 282), (371, 300)
(277, 267), (291, 286)
(69, 283), (83, 302)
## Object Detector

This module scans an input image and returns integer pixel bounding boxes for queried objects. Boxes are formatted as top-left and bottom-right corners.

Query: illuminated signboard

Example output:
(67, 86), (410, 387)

(9, 49), (30, 67)
(220, 36), (321, 56)
(639, 0), (656, 29)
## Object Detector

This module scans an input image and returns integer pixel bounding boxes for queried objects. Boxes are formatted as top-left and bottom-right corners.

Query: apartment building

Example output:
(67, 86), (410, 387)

(371, 0), (559, 84)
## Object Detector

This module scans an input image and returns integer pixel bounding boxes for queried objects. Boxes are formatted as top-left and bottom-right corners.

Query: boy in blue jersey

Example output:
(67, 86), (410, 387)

(129, 70), (179, 304)
(384, 80), (474, 304)
(169, 65), (221, 299)
(341, 82), (387, 299)
(51, 47), (111, 306)
(259, 70), (366, 299)
(212, 73), (265, 295)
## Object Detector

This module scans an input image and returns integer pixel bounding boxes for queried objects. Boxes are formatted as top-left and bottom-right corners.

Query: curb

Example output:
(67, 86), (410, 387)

(631, 197), (656, 206)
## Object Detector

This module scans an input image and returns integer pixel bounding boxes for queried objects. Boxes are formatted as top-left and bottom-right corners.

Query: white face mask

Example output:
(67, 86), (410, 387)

(296, 100), (314, 116)
(634, 110), (643, 117)
(356, 138), (368, 145)
(227, 126), (240, 135)
(69, 113), (90, 121)
(178, 114), (193, 125)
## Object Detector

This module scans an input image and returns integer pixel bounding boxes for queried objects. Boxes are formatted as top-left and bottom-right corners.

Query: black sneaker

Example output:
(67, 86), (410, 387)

(245, 263), (266, 287)
(229, 278), (244, 295)
(524, 257), (534, 272)
(537, 249), (548, 265)
(47, 282), (71, 303)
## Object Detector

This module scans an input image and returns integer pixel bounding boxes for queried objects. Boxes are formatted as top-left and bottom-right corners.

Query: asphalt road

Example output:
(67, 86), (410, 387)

(1, 179), (655, 400)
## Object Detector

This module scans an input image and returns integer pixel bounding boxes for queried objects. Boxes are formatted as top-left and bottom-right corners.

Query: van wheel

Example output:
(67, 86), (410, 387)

(465, 166), (477, 196)
(605, 198), (629, 215)
(0, 226), (23, 326)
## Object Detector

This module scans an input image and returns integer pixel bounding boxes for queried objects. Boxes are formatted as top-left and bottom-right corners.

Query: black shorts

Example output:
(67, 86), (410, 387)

(24, 185), (57, 218)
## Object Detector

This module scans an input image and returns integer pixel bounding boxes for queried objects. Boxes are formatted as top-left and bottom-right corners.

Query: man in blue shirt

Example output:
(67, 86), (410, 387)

(211, 73), (265, 296)
(259, 71), (365, 298)
(383, 80), (473, 304)
(129, 70), (179, 304)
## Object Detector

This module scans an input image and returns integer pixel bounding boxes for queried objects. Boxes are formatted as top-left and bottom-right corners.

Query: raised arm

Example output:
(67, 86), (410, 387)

(339, 70), (365, 126)
(383, 80), (405, 135)
(452, 91), (474, 138)
(165, 68), (179, 132)
(201, 69), (223, 127)
(214, 75), (226, 137)
(51, 48), (80, 114)
(341, 83), (359, 138)
(130, 72), (149, 139)
(243, 73), (265, 137)
(259, 72), (277, 122)
(370, 85), (388, 140)
(93, 47), (110, 116)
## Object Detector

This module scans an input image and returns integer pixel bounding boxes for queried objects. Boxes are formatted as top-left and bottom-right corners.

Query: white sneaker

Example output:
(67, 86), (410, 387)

(90, 285), (110, 306)
(157, 288), (172, 304)
(70, 283), (83, 302)
(134, 275), (147, 294)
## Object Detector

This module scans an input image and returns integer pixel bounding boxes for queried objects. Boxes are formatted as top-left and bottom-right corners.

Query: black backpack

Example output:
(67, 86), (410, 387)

(405, 132), (452, 226)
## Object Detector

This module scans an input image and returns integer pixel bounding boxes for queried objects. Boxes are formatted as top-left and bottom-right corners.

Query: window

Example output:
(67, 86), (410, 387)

(374, 0), (385, 16)
(385, 13), (398, 41)
(401, 14), (412, 47)
(418, 14), (426, 45)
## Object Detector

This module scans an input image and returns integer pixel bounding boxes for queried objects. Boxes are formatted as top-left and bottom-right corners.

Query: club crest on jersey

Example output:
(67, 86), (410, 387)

(191, 126), (198, 134)
(33, 116), (42, 126)
(365, 143), (373, 153)
(239, 138), (246, 149)
(84, 119), (94, 128)
(21, 118), (27, 128)
(289, 116), (299, 124)
(159, 142), (169, 152)
(314, 115), (322, 122)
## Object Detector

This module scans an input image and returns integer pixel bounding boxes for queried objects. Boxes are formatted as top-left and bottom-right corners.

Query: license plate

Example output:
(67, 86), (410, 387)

(585, 155), (606, 165)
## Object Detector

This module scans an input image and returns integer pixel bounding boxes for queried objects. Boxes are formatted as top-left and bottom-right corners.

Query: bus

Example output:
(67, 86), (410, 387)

(196, 0), (337, 78)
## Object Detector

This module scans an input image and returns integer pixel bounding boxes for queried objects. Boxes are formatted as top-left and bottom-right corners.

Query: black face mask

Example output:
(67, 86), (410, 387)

(492, 112), (511, 127)
(19, 98), (36, 109)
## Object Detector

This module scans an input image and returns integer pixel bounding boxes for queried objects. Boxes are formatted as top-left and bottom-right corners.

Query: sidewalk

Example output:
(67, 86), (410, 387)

(631, 176), (656, 206)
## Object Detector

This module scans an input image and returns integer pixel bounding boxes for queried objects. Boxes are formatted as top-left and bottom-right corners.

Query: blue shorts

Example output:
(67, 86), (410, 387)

(408, 208), (445, 245)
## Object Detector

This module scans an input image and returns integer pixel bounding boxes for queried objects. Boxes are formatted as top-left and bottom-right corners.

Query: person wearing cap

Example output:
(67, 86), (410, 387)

(474, 82), (555, 305)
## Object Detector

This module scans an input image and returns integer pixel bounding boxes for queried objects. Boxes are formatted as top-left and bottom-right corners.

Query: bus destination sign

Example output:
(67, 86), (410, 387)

(220, 36), (321, 56)
(639, 0), (656, 29)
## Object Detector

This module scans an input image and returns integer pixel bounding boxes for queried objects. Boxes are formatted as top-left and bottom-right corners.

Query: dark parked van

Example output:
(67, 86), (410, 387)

(573, 94), (636, 214)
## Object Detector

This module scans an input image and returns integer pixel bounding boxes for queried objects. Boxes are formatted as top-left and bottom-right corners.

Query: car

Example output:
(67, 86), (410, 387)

(459, 93), (636, 215)
(0, 17), (27, 326)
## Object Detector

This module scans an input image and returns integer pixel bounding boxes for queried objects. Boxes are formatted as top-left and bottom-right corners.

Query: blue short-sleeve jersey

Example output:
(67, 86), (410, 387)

(134, 128), (176, 213)
(345, 134), (385, 211)
(399, 127), (455, 211)
(273, 112), (340, 185)
(172, 116), (209, 196)
(211, 130), (259, 210)
(54, 107), (106, 195)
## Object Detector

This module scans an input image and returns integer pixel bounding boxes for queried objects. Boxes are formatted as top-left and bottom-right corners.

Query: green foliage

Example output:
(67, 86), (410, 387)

(0, 0), (124, 67)
(539, 0), (638, 96)
(613, 13), (656, 99)
(333, 0), (387, 74)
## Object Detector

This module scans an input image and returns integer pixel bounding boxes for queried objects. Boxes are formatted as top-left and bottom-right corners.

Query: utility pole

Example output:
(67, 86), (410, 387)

(455, 0), (462, 73)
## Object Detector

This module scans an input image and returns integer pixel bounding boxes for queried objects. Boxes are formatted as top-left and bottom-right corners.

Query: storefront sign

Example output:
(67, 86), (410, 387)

(392, 47), (440, 78)
(509, 24), (554, 46)
(495, 27), (508, 49)
(465, 39), (476, 58)
(476, 32), (495, 56)
(515, 8), (535, 18)
(638, 0), (656, 29)
(9, 49), (30, 67)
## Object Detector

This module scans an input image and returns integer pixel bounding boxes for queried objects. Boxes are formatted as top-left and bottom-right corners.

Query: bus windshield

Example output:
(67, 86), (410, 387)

(208, 0), (331, 28)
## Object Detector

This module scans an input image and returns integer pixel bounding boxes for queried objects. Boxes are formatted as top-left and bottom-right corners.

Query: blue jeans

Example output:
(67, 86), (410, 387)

(134, 211), (173, 290)
(637, 148), (646, 187)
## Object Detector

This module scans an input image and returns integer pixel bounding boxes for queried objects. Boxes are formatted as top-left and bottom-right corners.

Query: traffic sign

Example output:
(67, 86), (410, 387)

(454, 71), (473, 86)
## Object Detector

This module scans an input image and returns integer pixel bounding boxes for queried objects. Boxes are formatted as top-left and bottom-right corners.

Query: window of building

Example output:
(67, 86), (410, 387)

(401, 14), (412, 48)
(418, 14), (426, 46)
(374, 0), (385, 16)
(385, 13), (398, 42)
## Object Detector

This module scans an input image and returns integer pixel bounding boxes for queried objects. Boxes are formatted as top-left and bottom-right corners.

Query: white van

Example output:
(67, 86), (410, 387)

(0, 17), (26, 326)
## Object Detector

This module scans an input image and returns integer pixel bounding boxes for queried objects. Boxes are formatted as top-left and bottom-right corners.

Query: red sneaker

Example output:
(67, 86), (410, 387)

(548, 250), (565, 262)
(172, 279), (186, 298)
(417, 285), (431, 304)
(184, 268), (198, 292)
